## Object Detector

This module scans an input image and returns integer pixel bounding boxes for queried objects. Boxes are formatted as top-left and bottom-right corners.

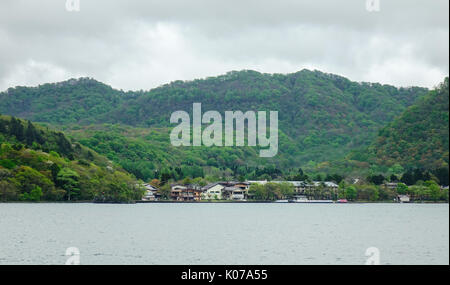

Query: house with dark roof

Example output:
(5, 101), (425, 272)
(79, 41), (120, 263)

(170, 184), (203, 201)
(201, 183), (225, 200)
(142, 183), (159, 201)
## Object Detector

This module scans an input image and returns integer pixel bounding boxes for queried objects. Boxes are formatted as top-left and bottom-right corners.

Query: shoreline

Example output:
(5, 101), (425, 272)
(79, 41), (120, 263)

(135, 200), (449, 204)
(1, 200), (448, 204)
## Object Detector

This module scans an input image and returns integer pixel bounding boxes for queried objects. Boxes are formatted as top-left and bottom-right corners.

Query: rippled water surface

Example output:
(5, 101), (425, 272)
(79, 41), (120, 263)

(0, 203), (448, 264)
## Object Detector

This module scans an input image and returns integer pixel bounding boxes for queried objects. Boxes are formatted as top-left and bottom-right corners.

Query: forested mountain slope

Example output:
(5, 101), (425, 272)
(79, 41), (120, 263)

(0, 69), (430, 180)
(0, 78), (137, 124)
(0, 115), (143, 202)
(371, 78), (449, 169)
(0, 70), (428, 157)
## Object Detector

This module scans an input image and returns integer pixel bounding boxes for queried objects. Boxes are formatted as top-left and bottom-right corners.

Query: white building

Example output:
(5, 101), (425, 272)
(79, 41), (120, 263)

(142, 183), (158, 201)
(397, 195), (410, 203)
(201, 183), (225, 200)
(223, 186), (247, 200)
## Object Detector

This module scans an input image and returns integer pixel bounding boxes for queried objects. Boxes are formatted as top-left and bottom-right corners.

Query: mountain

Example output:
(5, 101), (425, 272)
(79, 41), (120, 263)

(0, 69), (430, 180)
(0, 78), (136, 124)
(0, 115), (143, 202)
(370, 77), (449, 170)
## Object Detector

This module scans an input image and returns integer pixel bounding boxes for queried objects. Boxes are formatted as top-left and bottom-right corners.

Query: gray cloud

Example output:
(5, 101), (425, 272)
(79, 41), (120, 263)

(0, 0), (448, 91)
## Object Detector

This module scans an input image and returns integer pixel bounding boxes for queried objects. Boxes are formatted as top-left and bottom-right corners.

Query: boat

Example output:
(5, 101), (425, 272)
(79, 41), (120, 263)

(337, 199), (348, 203)
(274, 199), (289, 203)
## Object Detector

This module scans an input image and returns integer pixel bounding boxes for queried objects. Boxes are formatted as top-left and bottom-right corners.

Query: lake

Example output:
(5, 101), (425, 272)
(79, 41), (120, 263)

(0, 203), (448, 265)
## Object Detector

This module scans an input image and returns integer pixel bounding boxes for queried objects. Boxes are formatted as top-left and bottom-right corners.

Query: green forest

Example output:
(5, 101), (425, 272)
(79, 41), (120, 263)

(372, 78), (449, 169)
(0, 115), (144, 202)
(0, 70), (428, 167)
(0, 70), (448, 202)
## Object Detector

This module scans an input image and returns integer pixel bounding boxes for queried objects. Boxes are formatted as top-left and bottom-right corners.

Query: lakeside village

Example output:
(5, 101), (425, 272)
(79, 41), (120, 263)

(139, 180), (450, 203)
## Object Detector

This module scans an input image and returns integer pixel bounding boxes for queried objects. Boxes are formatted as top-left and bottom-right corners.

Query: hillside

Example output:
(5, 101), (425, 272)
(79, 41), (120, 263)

(371, 78), (449, 170)
(332, 78), (450, 185)
(62, 124), (291, 182)
(0, 78), (136, 124)
(0, 70), (429, 179)
(0, 115), (143, 202)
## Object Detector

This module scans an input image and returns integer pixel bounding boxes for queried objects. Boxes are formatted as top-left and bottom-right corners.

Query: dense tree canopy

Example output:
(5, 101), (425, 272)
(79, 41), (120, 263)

(0, 115), (143, 202)
(0, 70), (428, 175)
(0, 71), (447, 186)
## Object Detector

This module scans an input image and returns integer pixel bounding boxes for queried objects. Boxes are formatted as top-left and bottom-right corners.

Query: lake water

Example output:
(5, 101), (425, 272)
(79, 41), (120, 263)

(0, 203), (448, 265)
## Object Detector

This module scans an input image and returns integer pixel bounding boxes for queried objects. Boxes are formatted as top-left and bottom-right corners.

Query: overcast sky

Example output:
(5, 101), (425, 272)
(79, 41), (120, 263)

(0, 0), (448, 91)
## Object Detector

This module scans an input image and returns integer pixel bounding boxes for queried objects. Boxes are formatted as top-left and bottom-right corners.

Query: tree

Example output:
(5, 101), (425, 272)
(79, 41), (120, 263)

(149, 179), (161, 188)
(192, 177), (207, 187)
(409, 185), (429, 201)
(249, 184), (267, 200)
(182, 177), (193, 185)
(10, 117), (24, 142)
(396, 183), (408, 195)
(325, 174), (343, 183)
(160, 171), (172, 184)
(357, 185), (379, 201)
(20, 185), (43, 201)
(315, 174), (323, 181)
(389, 174), (399, 182)
(390, 164), (404, 175)
(292, 168), (308, 181)
(433, 167), (449, 186)
(159, 183), (171, 200)
(345, 186), (357, 201)
(441, 187), (449, 202)
(57, 168), (80, 201)
(278, 182), (295, 199)
(367, 174), (385, 185)
(337, 181), (346, 199)
(0, 180), (18, 201)
(10, 166), (53, 200)
(401, 170), (415, 186)
(378, 186), (395, 201)
(12, 143), (24, 151)
(50, 163), (61, 184)
(425, 180), (441, 201)
(0, 168), (13, 180)
(371, 187), (380, 201)
(264, 182), (280, 200)
(25, 121), (37, 146)
(0, 118), (6, 133)
(87, 150), (94, 160)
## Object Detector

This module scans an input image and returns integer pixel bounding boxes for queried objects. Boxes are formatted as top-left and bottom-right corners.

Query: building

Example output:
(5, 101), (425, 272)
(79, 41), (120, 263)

(223, 186), (247, 200)
(192, 187), (203, 201)
(396, 194), (410, 203)
(200, 181), (250, 200)
(247, 180), (268, 185)
(142, 190), (155, 201)
(201, 183), (225, 200)
(246, 180), (338, 194)
(223, 182), (249, 200)
(286, 181), (308, 194)
(170, 184), (203, 201)
(170, 184), (187, 201)
(141, 183), (159, 201)
(234, 182), (250, 191)
(384, 182), (398, 190)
